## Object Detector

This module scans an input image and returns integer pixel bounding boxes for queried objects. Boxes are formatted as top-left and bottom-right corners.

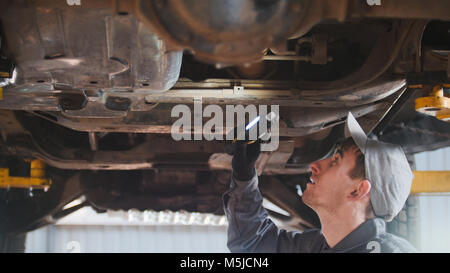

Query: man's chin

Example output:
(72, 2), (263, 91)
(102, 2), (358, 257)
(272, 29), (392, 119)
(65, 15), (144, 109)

(302, 192), (314, 209)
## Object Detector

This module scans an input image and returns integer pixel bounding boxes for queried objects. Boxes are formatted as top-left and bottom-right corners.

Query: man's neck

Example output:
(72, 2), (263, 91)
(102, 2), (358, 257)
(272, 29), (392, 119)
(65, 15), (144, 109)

(318, 207), (367, 249)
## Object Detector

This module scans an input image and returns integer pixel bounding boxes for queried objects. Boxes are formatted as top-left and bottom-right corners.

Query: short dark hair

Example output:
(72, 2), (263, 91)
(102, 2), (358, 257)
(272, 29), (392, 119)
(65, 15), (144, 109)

(339, 137), (375, 219)
(339, 137), (366, 180)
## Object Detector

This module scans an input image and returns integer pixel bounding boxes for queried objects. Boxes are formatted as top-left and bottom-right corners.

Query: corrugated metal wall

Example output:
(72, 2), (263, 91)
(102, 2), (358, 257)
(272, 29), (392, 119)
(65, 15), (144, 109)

(26, 224), (229, 253)
(414, 147), (450, 253)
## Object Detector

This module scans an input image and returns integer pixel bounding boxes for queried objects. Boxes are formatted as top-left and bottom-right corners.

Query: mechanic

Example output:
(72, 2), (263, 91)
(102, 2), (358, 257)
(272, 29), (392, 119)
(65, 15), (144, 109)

(223, 112), (417, 253)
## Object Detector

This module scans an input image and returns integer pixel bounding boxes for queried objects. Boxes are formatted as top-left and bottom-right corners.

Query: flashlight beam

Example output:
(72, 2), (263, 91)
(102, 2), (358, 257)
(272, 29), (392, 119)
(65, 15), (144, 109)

(246, 116), (261, 131)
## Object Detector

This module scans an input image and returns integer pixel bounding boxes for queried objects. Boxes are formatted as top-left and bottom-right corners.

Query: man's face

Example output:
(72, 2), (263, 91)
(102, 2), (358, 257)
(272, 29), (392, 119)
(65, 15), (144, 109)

(302, 144), (362, 213)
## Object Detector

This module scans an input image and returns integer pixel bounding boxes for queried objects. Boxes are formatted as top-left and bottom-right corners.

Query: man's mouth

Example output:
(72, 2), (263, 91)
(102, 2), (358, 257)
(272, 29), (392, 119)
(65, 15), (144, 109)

(308, 176), (316, 185)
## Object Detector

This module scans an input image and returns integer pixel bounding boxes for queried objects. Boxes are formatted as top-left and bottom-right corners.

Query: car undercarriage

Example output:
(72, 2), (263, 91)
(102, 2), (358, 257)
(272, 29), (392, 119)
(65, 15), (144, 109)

(0, 0), (450, 238)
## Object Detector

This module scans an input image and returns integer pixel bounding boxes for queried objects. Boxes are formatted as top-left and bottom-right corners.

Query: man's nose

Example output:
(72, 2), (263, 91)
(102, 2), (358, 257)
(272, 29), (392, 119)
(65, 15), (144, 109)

(309, 161), (320, 175)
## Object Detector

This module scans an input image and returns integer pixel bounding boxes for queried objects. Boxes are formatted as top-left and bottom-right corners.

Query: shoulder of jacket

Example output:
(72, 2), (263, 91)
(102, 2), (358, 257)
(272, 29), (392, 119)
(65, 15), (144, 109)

(378, 232), (417, 253)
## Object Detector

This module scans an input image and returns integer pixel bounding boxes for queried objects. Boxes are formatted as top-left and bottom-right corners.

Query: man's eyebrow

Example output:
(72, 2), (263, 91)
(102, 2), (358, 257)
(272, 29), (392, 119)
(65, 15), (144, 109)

(333, 144), (344, 159)
(335, 147), (344, 159)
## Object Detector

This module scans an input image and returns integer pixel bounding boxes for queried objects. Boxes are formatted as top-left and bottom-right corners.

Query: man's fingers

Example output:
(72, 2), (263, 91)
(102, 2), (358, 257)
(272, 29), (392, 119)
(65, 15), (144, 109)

(233, 141), (247, 158)
(231, 140), (259, 181)
(247, 139), (261, 161)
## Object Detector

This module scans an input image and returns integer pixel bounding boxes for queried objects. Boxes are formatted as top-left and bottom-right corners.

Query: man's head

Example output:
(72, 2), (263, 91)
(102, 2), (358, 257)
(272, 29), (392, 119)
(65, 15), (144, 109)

(303, 137), (374, 219)
(303, 112), (413, 222)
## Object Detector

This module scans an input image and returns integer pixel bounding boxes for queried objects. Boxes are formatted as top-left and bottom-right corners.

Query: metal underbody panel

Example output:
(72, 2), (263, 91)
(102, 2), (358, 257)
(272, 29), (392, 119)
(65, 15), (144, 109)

(0, 0), (448, 174)
(1, 0), (182, 92)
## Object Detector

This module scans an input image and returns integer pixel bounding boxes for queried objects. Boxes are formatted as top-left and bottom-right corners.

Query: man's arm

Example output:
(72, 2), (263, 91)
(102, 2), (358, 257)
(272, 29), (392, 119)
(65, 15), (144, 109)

(223, 171), (325, 253)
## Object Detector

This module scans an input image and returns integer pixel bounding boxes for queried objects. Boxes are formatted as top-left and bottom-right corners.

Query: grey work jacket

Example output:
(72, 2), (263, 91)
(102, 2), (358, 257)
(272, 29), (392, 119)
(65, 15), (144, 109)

(223, 174), (417, 253)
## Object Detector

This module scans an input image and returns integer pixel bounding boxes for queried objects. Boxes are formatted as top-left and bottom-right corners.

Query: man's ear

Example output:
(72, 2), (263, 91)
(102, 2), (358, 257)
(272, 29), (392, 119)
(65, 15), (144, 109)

(348, 180), (371, 201)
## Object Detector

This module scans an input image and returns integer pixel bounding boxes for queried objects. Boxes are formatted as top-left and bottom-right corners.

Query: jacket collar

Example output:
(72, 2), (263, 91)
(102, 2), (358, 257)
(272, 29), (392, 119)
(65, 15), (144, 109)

(322, 217), (386, 252)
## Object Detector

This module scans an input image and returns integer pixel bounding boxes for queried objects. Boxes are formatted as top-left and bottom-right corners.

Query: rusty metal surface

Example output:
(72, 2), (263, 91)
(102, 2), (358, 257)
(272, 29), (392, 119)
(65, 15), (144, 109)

(146, 76), (406, 107)
(0, 107), (385, 173)
(133, 0), (447, 66)
(293, 21), (421, 93)
(349, 0), (450, 21)
(0, 75), (406, 117)
(1, 0), (446, 69)
(0, 1), (432, 128)
(0, 0), (446, 173)
(23, 100), (390, 139)
(136, 0), (312, 65)
(5, 133), (225, 171)
(0, 0), (182, 92)
(0, 102), (390, 172)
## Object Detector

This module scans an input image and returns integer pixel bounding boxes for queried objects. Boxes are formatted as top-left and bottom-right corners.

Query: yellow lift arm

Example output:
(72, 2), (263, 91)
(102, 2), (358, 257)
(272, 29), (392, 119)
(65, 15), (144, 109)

(415, 84), (450, 121)
(0, 159), (51, 190)
(411, 171), (450, 195)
